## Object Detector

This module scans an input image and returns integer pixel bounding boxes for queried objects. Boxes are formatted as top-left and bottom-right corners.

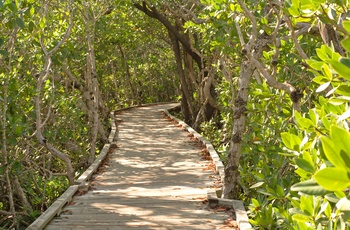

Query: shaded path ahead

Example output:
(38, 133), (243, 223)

(45, 103), (232, 229)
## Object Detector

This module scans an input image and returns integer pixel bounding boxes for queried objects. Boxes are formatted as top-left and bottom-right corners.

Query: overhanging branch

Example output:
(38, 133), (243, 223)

(134, 1), (203, 69)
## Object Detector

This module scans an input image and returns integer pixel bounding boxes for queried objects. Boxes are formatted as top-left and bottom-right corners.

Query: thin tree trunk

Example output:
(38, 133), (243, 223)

(222, 61), (254, 199)
(2, 77), (18, 228)
(82, 1), (100, 164)
(118, 44), (136, 103)
(14, 176), (31, 210)
(169, 30), (194, 123)
(35, 4), (75, 185)
(63, 65), (108, 143)
(35, 59), (75, 185)
(2, 26), (19, 229)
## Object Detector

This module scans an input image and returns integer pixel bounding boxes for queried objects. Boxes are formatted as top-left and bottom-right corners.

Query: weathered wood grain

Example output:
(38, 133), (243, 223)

(163, 108), (252, 229)
(233, 200), (252, 229)
(27, 185), (79, 230)
(43, 104), (234, 229)
(75, 144), (111, 184)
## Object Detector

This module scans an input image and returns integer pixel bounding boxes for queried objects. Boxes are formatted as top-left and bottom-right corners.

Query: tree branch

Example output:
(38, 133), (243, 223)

(35, 1), (75, 185)
(247, 52), (301, 111)
(134, 1), (203, 69)
(284, 15), (308, 60)
(236, 0), (258, 52)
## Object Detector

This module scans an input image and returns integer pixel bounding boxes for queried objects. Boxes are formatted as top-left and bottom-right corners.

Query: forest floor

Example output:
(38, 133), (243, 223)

(45, 103), (236, 230)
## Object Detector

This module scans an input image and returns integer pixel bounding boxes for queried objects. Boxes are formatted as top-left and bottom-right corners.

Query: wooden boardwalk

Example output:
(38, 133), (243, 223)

(43, 104), (235, 230)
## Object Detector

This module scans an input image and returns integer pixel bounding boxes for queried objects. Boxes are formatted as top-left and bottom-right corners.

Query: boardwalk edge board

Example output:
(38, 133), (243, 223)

(162, 107), (253, 230)
(26, 185), (79, 230)
(27, 112), (118, 230)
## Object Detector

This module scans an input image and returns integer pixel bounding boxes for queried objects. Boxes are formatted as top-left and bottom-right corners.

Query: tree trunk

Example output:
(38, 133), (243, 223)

(168, 30), (194, 123)
(118, 44), (136, 104)
(82, 1), (102, 165)
(222, 61), (254, 198)
(134, 1), (202, 69)
(221, 27), (270, 198)
(2, 77), (18, 228)
(319, 23), (345, 55)
(35, 10), (75, 185)
(35, 61), (76, 185)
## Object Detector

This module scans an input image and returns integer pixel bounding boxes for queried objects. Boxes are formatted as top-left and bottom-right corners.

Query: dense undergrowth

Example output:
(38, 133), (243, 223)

(200, 38), (350, 230)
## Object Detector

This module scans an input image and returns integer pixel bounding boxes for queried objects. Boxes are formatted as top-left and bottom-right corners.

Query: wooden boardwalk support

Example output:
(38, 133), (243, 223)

(30, 103), (251, 229)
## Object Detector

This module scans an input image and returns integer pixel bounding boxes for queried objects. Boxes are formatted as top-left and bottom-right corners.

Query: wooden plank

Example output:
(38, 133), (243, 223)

(75, 144), (110, 184)
(48, 217), (225, 225)
(55, 208), (227, 217)
(46, 226), (218, 230)
(232, 199), (253, 230)
(46, 222), (222, 230)
(164, 108), (226, 182)
(207, 191), (252, 229)
(43, 104), (235, 229)
(27, 185), (79, 230)
(164, 106), (251, 229)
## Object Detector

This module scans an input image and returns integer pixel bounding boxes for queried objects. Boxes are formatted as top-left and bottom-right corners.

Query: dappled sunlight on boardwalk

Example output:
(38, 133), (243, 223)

(45, 104), (233, 230)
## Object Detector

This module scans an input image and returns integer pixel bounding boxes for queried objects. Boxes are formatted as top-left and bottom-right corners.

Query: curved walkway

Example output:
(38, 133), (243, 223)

(45, 104), (232, 230)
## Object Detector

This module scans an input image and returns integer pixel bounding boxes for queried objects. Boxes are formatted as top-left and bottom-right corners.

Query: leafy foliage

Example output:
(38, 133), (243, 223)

(0, 1), (178, 228)
(284, 34), (350, 229)
(193, 0), (350, 228)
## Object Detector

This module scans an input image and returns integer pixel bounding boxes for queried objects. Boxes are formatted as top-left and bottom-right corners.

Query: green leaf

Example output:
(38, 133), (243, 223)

(319, 200), (332, 218)
(276, 184), (284, 197)
(316, 47), (329, 61)
(343, 21), (350, 33)
(321, 125), (350, 172)
(315, 168), (350, 191)
(288, 7), (300, 16)
(30, 6), (35, 16)
(0, 165), (5, 175)
(340, 57), (350, 69)
(251, 198), (260, 207)
(296, 117), (315, 129)
(328, 59), (350, 80)
(39, 17), (46, 29)
(313, 75), (328, 84)
(341, 37), (350, 53)
(336, 85), (350, 96)
(281, 132), (301, 151)
(292, 213), (312, 222)
(28, 21), (34, 32)
(330, 96), (350, 103)
(296, 158), (314, 173)
(8, 1), (17, 12)
(300, 195), (313, 216)
(291, 179), (331, 195)
(325, 193), (340, 203)
(16, 18), (24, 29)
(321, 136), (346, 169)
(327, 8), (336, 20)
(322, 64), (332, 79)
(0, 50), (9, 57)
(309, 109), (318, 125)
(306, 59), (323, 70)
